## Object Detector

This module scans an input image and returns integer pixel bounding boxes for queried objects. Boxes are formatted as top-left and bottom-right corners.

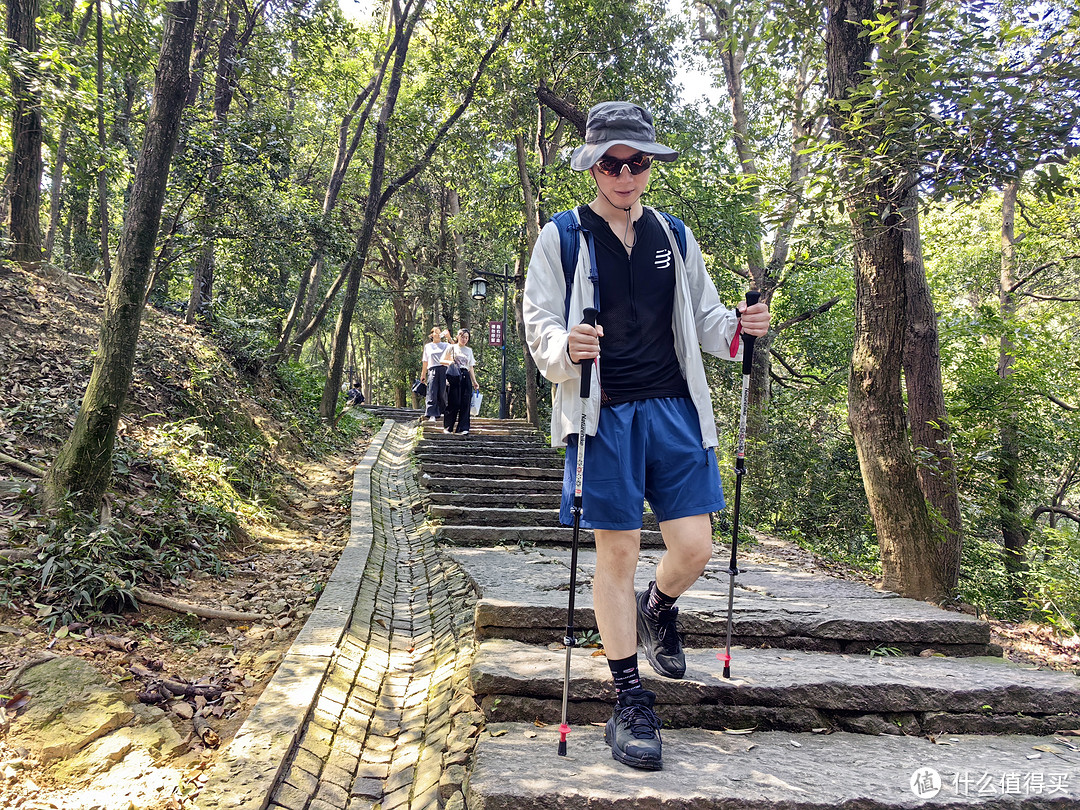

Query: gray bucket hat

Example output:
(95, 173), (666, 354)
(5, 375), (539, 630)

(570, 101), (679, 171)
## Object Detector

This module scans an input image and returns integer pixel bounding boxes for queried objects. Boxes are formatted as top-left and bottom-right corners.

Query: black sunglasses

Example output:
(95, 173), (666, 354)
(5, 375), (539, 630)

(594, 152), (653, 177)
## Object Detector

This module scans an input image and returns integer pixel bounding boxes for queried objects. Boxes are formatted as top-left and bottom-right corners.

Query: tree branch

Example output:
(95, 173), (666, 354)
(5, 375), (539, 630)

(536, 85), (586, 135)
(1020, 293), (1080, 303)
(131, 586), (267, 622)
(1009, 254), (1080, 293)
(0, 452), (46, 478)
(1038, 391), (1079, 411)
(1032, 505), (1080, 525)
(774, 296), (841, 332)
(379, 0), (527, 211)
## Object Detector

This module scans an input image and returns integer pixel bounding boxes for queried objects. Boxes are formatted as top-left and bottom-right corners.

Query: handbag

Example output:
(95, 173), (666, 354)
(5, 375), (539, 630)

(412, 379), (427, 396)
(442, 346), (462, 377)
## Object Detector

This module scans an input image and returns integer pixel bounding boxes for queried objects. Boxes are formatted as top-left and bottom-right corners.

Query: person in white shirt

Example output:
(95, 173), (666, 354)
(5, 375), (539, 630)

(420, 327), (449, 421)
(441, 329), (480, 434)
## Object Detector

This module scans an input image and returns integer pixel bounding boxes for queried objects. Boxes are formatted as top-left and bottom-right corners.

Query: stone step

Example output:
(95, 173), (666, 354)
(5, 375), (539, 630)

(427, 492), (557, 508)
(420, 474), (564, 494)
(415, 450), (564, 468)
(436, 525), (665, 548)
(418, 427), (543, 442)
(468, 725), (1080, 808)
(430, 505), (660, 530)
(414, 447), (561, 466)
(471, 638), (1080, 736)
(420, 461), (563, 480)
(445, 547), (996, 654)
(359, 405), (423, 420)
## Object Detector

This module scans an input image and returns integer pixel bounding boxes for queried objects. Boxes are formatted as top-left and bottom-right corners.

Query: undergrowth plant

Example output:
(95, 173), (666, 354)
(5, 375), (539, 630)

(0, 495), (229, 631)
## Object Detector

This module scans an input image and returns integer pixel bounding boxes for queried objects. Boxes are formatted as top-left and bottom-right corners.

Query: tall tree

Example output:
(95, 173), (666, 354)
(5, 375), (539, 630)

(44, 1), (94, 262)
(95, 0), (112, 283)
(997, 178), (1025, 581)
(901, 186), (962, 593)
(42, 0), (200, 511)
(825, 0), (946, 601)
(5, 0), (44, 264)
(695, 0), (828, 412)
(185, 0), (269, 323)
(317, 0), (526, 420)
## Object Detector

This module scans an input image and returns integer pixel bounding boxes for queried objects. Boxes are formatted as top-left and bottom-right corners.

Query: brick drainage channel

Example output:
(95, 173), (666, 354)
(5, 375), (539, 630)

(267, 420), (480, 810)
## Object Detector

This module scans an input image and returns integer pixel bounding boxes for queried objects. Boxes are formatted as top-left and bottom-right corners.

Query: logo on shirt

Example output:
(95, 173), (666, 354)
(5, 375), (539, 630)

(655, 249), (673, 270)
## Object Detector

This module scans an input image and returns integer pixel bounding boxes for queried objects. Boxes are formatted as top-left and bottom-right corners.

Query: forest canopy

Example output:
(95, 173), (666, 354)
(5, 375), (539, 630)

(1, 0), (1079, 628)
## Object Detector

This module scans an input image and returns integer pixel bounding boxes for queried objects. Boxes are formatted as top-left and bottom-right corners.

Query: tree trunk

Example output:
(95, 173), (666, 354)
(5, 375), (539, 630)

(318, 10), (410, 420)
(186, 2), (240, 323)
(44, 3), (94, 262)
(70, 183), (93, 274)
(827, 0), (946, 603)
(273, 31), (396, 361)
(318, 0), (523, 420)
(514, 133), (541, 427)
(42, 0), (200, 512)
(998, 178), (1026, 580)
(901, 186), (962, 596)
(5, 0), (44, 265)
(96, 0), (112, 284)
(448, 188), (470, 330)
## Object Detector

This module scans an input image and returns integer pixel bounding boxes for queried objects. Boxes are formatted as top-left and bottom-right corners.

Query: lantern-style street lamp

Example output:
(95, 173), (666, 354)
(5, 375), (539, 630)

(469, 266), (515, 419)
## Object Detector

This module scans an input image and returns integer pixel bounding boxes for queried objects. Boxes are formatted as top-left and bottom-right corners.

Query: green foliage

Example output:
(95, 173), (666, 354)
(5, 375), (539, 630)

(0, 497), (229, 632)
(868, 645), (903, 659)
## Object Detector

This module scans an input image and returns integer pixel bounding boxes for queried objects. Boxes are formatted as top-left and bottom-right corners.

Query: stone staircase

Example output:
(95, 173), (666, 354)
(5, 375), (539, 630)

(418, 418), (1080, 808)
(418, 419), (663, 548)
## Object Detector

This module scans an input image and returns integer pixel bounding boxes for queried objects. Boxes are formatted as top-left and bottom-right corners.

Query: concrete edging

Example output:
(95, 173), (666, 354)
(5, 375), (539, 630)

(195, 419), (395, 810)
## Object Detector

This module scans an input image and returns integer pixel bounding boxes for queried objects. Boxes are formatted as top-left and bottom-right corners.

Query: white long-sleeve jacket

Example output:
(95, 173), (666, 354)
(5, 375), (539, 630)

(523, 207), (744, 448)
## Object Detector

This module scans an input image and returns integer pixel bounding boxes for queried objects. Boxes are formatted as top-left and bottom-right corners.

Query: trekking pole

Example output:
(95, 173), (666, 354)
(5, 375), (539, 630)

(721, 290), (760, 680)
(558, 306), (599, 757)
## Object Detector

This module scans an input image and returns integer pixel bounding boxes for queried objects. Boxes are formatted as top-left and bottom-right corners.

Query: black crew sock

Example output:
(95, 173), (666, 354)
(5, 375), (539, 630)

(646, 580), (678, 617)
(607, 653), (642, 699)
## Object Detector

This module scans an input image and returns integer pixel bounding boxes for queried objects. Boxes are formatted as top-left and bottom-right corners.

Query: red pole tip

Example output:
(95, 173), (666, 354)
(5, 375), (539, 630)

(723, 665), (731, 679)
(558, 723), (570, 756)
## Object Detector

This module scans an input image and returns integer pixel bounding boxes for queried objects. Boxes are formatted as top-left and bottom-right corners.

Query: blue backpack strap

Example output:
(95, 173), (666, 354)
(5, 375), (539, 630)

(657, 210), (688, 260)
(551, 208), (599, 321)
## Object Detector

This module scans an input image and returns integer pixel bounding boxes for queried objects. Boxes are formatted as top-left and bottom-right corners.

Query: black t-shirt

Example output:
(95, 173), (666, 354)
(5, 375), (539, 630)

(578, 205), (690, 405)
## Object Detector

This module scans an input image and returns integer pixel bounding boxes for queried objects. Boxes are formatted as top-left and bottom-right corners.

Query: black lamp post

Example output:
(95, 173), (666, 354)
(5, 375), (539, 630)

(469, 266), (515, 419)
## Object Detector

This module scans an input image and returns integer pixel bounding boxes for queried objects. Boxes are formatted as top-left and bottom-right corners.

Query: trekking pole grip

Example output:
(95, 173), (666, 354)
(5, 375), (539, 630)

(741, 291), (761, 375)
(579, 308), (599, 399)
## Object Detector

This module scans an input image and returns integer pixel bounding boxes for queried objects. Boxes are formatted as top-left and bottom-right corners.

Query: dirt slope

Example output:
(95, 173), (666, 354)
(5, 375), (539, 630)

(0, 261), (377, 809)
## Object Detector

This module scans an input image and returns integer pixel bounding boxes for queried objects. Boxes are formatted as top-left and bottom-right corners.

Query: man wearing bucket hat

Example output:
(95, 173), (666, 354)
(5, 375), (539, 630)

(523, 101), (771, 770)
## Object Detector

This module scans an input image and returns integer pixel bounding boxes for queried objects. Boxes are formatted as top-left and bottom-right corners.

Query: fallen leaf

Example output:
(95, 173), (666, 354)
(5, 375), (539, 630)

(723, 727), (756, 735)
(488, 729), (507, 737)
(524, 731), (537, 738)
(789, 740), (802, 747)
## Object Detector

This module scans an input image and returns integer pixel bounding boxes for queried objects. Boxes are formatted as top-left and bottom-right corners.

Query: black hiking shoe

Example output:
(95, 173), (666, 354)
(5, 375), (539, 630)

(604, 688), (663, 770)
(636, 587), (686, 679)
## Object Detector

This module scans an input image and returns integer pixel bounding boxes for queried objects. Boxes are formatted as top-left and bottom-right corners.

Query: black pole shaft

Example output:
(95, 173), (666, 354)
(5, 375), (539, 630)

(722, 290), (760, 680)
(499, 275), (509, 418)
(558, 306), (599, 756)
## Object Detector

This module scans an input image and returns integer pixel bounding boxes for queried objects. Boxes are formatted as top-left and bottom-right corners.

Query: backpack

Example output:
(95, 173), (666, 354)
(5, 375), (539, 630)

(550, 207), (689, 321)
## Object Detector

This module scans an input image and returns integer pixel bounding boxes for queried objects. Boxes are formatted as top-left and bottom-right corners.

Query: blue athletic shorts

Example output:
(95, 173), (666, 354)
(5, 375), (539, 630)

(559, 397), (725, 530)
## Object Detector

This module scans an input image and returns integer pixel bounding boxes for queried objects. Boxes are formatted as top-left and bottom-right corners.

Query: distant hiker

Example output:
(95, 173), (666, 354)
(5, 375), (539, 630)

(346, 385), (364, 406)
(420, 327), (449, 421)
(440, 328), (479, 435)
(523, 101), (771, 771)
